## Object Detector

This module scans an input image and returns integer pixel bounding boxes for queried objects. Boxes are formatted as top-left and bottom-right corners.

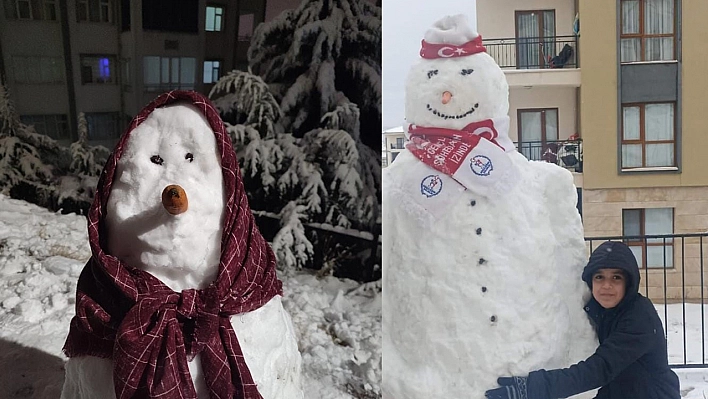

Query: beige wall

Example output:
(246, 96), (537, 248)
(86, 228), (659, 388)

(477, 0), (576, 39)
(508, 86), (577, 142)
(580, 0), (708, 190)
(583, 186), (708, 301)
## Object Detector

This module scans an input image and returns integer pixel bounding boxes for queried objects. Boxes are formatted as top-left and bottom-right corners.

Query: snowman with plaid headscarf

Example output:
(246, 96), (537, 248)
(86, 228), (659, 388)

(382, 15), (597, 399)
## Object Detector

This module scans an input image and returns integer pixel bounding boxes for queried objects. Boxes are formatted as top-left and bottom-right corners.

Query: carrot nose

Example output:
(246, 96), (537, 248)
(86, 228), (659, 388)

(161, 185), (188, 215)
(442, 91), (453, 104)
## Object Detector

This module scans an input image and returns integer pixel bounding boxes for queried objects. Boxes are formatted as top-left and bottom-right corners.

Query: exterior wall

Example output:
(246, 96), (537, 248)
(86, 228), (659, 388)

(477, 0), (576, 39)
(508, 86), (577, 142)
(580, 0), (708, 190)
(0, 12), (69, 115)
(583, 186), (708, 301)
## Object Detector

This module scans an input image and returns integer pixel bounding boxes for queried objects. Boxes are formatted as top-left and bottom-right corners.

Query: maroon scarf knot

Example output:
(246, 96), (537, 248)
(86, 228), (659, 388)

(64, 91), (282, 399)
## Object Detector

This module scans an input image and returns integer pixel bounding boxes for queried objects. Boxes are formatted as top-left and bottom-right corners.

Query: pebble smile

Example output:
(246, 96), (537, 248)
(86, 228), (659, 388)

(426, 103), (479, 119)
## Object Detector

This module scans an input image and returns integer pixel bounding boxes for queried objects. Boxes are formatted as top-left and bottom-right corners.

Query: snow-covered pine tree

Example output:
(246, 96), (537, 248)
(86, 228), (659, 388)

(210, 67), (378, 277)
(68, 112), (104, 177)
(245, 0), (381, 279)
(0, 83), (54, 199)
(248, 0), (382, 152)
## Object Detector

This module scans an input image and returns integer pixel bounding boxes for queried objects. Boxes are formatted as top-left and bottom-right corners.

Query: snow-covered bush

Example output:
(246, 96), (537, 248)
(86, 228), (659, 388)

(0, 83), (108, 214)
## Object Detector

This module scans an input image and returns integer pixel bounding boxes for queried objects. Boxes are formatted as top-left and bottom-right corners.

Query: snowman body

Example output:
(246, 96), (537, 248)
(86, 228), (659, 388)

(382, 27), (596, 399)
(61, 104), (303, 399)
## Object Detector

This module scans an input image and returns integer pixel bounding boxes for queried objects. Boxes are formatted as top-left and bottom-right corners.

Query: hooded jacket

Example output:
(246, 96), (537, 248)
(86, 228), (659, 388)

(527, 241), (680, 399)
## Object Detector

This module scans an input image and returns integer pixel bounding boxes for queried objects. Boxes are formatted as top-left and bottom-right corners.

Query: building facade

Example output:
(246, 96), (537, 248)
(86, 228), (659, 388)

(478, 0), (708, 301)
(382, 126), (404, 167)
(0, 0), (282, 147)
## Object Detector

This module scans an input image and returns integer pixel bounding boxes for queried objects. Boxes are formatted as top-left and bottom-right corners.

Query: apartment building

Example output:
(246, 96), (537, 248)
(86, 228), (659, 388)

(382, 125), (404, 167)
(0, 0), (282, 147)
(478, 0), (708, 301)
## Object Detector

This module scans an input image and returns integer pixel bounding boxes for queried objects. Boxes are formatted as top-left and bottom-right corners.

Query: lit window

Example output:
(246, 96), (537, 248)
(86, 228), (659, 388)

(621, 102), (675, 169)
(205, 6), (224, 32)
(622, 208), (674, 268)
(203, 60), (220, 84)
(144, 56), (196, 91)
(80, 55), (116, 84)
(620, 0), (676, 62)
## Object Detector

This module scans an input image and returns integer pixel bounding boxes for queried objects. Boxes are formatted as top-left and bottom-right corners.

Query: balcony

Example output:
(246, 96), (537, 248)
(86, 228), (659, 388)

(390, 142), (404, 150)
(515, 139), (583, 173)
(483, 35), (580, 87)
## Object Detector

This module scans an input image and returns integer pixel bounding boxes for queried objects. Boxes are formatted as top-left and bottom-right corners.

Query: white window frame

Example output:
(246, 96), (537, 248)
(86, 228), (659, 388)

(143, 56), (196, 92)
(205, 5), (224, 32)
(203, 60), (220, 84)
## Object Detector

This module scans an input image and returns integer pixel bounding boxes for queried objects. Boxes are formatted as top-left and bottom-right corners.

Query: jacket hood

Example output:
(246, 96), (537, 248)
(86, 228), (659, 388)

(582, 241), (640, 305)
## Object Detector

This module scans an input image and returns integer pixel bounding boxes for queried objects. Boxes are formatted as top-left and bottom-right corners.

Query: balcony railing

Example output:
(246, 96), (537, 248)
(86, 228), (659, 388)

(390, 143), (404, 150)
(483, 35), (578, 69)
(515, 139), (583, 172)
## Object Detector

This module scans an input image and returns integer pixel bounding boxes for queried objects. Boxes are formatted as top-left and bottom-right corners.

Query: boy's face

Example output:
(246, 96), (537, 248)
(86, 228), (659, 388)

(592, 268), (627, 309)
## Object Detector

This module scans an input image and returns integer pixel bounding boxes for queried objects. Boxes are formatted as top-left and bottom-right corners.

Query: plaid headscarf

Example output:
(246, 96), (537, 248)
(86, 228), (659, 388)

(63, 90), (282, 399)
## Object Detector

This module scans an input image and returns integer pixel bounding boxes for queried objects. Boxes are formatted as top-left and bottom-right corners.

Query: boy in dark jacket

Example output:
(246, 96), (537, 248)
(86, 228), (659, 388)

(485, 241), (681, 399)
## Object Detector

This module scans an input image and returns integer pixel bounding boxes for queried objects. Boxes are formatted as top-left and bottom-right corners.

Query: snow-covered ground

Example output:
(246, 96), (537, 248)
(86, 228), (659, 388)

(0, 194), (381, 399)
(2, 193), (708, 398)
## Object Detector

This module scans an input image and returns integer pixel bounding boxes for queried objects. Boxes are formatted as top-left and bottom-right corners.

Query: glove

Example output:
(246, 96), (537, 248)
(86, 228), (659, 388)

(485, 376), (529, 399)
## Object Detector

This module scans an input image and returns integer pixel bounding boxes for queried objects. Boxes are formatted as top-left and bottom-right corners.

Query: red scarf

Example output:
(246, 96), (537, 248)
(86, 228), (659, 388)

(406, 118), (512, 182)
(63, 91), (282, 399)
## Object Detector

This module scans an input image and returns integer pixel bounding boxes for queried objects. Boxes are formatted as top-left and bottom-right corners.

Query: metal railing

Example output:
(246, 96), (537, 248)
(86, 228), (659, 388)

(390, 143), (404, 150)
(483, 35), (578, 69)
(515, 139), (582, 172)
(586, 234), (708, 368)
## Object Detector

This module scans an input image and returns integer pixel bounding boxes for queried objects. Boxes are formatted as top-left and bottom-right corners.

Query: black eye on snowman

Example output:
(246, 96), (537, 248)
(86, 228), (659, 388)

(427, 70), (439, 79)
(185, 153), (194, 162)
(461, 69), (474, 76)
(150, 155), (164, 165)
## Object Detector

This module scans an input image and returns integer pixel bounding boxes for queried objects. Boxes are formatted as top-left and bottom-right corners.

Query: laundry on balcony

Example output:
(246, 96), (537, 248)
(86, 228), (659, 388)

(547, 44), (574, 69)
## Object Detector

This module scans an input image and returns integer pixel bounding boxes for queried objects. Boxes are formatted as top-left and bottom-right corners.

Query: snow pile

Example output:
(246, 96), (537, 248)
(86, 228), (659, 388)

(0, 194), (381, 399)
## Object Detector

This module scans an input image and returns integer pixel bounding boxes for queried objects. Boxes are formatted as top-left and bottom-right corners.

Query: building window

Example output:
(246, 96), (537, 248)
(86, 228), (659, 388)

(391, 152), (399, 162)
(12, 56), (63, 83)
(143, 56), (196, 91)
(621, 102), (675, 169)
(518, 108), (558, 161)
(238, 13), (254, 40)
(20, 114), (69, 140)
(5, 0), (57, 20)
(205, 5), (223, 31)
(620, 0), (676, 62)
(395, 137), (404, 149)
(623, 208), (673, 268)
(515, 10), (555, 69)
(80, 55), (116, 84)
(203, 60), (220, 84)
(85, 112), (120, 140)
(121, 58), (131, 90)
(77, 0), (112, 23)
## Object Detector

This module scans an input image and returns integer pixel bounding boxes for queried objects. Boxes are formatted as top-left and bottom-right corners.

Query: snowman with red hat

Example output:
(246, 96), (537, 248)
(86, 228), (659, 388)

(60, 91), (303, 399)
(382, 15), (597, 399)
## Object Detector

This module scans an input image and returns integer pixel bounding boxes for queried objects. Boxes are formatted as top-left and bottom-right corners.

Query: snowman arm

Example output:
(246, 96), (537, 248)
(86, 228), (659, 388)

(526, 314), (656, 398)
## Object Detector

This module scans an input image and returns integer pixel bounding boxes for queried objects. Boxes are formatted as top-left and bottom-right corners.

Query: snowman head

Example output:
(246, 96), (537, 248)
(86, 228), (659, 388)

(405, 15), (509, 129)
(106, 102), (225, 290)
